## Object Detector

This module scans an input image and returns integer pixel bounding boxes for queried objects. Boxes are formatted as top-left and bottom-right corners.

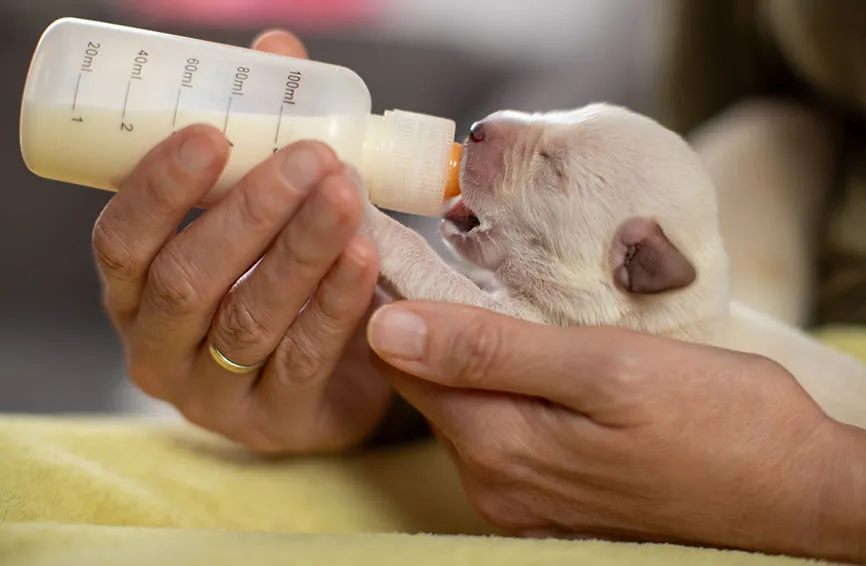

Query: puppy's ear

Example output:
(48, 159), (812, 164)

(612, 217), (696, 294)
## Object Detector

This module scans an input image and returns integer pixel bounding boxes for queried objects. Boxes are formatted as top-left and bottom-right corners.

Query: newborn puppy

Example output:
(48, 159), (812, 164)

(360, 103), (866, 430)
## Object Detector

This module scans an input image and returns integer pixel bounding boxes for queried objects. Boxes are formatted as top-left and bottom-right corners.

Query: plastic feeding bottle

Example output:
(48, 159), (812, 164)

(19, 18), (463, 216)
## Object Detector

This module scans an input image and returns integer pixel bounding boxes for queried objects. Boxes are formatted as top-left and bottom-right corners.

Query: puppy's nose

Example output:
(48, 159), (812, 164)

(469, 121), (486, 143)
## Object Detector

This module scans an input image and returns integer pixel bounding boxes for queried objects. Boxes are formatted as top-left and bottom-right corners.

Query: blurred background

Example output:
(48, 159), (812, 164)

(0, 0), (659, 414)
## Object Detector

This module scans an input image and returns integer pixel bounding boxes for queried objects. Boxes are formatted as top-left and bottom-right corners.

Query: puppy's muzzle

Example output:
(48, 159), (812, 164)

(444, 199), (480, 233)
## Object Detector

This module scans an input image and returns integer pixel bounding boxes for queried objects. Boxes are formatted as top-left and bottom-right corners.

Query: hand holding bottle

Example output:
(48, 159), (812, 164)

(92, 31), (396, 453)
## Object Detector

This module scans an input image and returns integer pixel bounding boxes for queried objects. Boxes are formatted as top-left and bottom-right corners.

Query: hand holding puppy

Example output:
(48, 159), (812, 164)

(367, 301), (866, 563)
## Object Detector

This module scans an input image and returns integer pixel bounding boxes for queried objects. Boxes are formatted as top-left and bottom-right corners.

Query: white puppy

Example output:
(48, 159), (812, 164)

(359, 103), (866, 430)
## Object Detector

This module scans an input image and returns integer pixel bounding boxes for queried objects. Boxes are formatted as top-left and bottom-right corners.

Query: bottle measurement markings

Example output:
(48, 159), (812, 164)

(273, 71), (302, 153)
(121, 49), (150, 132)
(72, 74), (82, 114)
(223, 65), (251, 147)
(72, 41), (101, 121)
(68, 53), (305, 150)
(173, 58), (200, 131)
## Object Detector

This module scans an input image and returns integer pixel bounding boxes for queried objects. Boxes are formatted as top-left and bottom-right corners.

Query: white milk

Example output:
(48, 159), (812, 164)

(19, 18), (461, 216)
(21, 104), (369, 199)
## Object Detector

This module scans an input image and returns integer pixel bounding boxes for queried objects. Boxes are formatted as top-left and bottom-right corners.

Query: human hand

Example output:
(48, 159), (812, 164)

(93, 31), (395, 453)
(366, 302), (866, 563)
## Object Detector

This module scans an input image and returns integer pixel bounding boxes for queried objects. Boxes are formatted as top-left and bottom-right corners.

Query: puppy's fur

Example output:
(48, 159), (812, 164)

(359, 103), (866, 430)
(689, 99), (837, 328)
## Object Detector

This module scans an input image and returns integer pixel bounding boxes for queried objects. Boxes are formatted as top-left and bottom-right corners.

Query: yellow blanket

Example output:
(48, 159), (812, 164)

(2, 325), (862, 566)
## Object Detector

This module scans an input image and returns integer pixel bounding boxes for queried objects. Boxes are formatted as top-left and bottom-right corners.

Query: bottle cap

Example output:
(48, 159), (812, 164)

(370, 109), (461, 216)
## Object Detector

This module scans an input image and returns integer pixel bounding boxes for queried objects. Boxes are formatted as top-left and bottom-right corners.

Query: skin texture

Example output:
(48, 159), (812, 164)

(92, 32), (398, 453)
(365, 302), (866, 563)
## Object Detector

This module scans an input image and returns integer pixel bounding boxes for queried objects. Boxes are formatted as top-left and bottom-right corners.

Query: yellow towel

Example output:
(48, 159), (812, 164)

(2, 324), (863, 566)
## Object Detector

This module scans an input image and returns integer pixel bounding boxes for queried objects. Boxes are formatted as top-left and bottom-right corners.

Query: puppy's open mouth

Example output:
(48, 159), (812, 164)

(443, 198), (481, 233)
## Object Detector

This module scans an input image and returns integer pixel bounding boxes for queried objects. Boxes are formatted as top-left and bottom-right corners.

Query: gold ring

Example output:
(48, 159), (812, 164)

(208, 342), (266, 375)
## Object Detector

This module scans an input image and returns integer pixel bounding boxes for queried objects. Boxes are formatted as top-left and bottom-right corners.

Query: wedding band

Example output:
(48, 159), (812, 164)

(208, 342), (266, 374)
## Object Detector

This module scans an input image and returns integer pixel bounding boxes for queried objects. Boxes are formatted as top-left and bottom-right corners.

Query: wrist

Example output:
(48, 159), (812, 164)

(794, 420), (866, 564)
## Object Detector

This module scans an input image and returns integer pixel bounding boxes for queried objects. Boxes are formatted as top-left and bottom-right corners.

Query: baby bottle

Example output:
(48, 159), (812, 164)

(19, 18), (463, 216)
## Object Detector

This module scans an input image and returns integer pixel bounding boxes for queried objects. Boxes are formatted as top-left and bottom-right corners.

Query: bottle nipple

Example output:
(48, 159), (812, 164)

(444, 143), (463, 199)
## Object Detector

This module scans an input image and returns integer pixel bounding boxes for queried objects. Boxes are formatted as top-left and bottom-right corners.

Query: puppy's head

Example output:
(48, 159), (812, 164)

(442, 103), (729, 334)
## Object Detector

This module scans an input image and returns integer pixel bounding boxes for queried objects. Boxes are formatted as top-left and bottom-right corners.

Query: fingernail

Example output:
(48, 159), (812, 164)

(281, 145), (325, 191)
(368, 307), (427, 361)
(178, 134), (217, 173)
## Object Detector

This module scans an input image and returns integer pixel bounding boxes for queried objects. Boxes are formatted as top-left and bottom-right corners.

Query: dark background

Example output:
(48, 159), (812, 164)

(0, 0), (652, 414)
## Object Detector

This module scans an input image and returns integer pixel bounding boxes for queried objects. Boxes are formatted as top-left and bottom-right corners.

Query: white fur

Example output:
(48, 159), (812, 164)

(689, 99), (836, 328)
(359, 103), (866, 430)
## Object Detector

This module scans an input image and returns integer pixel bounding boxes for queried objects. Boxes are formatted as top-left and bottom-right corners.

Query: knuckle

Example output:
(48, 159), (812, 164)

(213, 296), (273, 354)
(448, 314), (505, 387)
(146, 248), (204, 316)
(274, 333), (329, 387)
(276, 231), (324, 279)
(92, 218), (142, 281)
(140, 159), (191, 212)
(235, 177), (284, 229)
(307, 291), (357, 337)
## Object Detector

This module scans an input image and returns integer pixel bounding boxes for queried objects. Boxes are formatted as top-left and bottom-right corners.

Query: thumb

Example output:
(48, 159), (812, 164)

(366, 301), (628, 410)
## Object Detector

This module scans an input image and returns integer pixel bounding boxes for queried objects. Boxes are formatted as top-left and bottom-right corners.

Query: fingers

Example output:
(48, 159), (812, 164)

(92, 125), (230, 326)
(248, 237), (381, 448)
(251, 29), (309, 59)
(366, 302), (681, 413)
(207, 167), (363, 368)
(129, 141), (341, 400)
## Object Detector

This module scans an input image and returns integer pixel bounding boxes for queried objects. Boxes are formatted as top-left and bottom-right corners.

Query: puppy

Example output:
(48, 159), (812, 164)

(359, 103), (866, 430)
